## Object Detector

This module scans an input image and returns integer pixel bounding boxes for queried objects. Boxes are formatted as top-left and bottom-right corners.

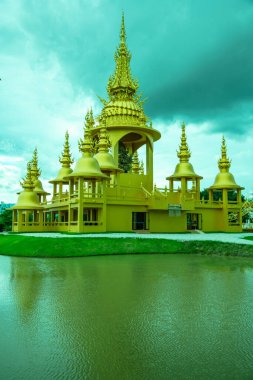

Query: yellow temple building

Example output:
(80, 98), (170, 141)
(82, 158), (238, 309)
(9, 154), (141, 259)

(11, 16), (244, 233)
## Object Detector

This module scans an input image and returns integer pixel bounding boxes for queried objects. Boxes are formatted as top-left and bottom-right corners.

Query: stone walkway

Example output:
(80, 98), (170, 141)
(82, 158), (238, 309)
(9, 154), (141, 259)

(3, 232), (253, 245)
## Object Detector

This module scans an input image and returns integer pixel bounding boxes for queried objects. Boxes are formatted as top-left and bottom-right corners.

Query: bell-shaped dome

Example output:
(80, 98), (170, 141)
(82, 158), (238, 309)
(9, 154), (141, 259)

(170, 162), (201, 179)
(12, 162), (43, 210)
(211, 171), (240, 189)
(14, 191), (42, 209)
(67, 155), (108, 179)
(64, 121), (109, 180)
(94, 152), (121, 173)
(166, 123), (202, 180)
(33, 178), (50, 195)
(50, 167), (73, 183)
(50, 131), (74, 183)
(93, 123), (122, 174)
(209, 136), (243, 190)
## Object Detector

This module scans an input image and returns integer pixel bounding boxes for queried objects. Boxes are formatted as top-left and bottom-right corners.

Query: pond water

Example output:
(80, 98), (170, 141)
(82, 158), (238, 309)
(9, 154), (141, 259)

(0, 253), (253, 380)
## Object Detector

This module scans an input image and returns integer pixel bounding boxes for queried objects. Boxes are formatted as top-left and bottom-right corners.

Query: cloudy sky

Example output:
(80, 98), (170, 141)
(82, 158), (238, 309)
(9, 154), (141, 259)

(1, 0), (253, 202)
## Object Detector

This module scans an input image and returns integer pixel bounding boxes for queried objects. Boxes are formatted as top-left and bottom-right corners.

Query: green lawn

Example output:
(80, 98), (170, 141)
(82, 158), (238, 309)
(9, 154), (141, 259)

(1, 235), (253, 258)
(243, 236), (253, 242)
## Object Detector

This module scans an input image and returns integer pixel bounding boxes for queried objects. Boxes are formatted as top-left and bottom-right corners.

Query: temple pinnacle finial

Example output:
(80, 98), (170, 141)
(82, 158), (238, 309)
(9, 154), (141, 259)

(221, 135), (227, 159)
(84, 108), (95, 130)
(209, 134), (242, 189)
(218, 135), (231, 172)
(107, 14), (138, 100)
(120, 12), (126, 44)
(177, 122), (191, 163)
(79, 111), (93, 155)
(31, 147), (41, 180)
(59, 131), (74, 168)
(20, 161), (34, 190)
(98, 120), (110, 154)
(132, 151), (140, 174)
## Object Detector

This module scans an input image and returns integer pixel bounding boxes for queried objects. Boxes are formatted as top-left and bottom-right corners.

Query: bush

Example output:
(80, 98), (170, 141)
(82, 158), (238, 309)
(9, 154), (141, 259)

(0, 209), (12, 231)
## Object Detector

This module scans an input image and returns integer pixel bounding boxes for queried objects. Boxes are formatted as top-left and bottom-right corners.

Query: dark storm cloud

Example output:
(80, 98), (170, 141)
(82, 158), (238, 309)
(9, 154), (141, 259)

(3, 0), (252, 124)
(146, 27), (253, 134)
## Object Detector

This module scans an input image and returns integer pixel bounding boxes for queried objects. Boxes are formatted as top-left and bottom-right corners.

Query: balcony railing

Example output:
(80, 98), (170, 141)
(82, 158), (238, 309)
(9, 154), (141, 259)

(195, 200), (223, 208)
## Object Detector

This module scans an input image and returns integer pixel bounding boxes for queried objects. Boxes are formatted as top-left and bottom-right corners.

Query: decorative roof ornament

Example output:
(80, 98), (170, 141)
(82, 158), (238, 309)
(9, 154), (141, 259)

(177, 122), (191, 163)
(13, 161), (43, 210)
(20, 162), (34, 190)
(59, 131), (74, 168)
(29, 148), (49, 195)
(209, 136), (243, 190)
(218, 136), (231, 172)
(66, 112), (109, 180)
(85, 108), (95, 129)
(79, 111), (93, 155)
(90, 109), (95, 127)
(132, 151), (140, 174)
(97, 120), (110, 154)
(107, 13), (138, 101)
(49, 132), (73, 184)
(96, 14), (158, 130)
(94, 119), (122, 174)
(166, 122), (202, 180)
(31, 148), (41, 180)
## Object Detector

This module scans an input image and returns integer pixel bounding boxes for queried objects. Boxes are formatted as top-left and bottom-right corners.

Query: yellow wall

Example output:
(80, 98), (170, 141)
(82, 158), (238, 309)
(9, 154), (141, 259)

(149, 210), (186, 233)
(106, 204), (148, 232)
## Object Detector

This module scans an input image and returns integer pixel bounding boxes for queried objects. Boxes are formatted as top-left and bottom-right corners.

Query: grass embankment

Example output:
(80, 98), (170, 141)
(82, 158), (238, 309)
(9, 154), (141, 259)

(1, 235), (253, 258)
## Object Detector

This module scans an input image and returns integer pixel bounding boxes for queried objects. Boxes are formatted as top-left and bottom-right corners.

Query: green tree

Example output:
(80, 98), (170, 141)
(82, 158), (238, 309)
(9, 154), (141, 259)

(118, 141), (133, 173)
(200, 189), (245, 202)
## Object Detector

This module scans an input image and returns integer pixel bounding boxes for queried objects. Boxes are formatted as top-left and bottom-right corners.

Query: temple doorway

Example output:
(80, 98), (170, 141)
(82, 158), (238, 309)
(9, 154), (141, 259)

(187, 213), (202, 230)
(132, 212), (148, 230)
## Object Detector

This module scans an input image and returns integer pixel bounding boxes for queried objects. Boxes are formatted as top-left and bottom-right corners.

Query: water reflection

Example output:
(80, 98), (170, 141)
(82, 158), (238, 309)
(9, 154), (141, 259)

(0, 254), (253, 380)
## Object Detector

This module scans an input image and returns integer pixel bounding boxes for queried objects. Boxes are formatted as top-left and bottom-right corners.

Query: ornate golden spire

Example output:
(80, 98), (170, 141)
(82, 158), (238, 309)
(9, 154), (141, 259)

(97, 121), (110, 153)
(31, 148), (41, 180)
(177, 122), (191, 163)
(167, 122), (202, 180)
(120, 12), (126, 42)
(59, 131), (74, 168)
(85, 108), (95, 130)
(20, 162), (34, 190)
(13, 161), (43, 209)
(89, 109), (95, 128)
(94, 120), (121, 174)
(132, 151), (140, 174)
(79, 111), (93, 156)
(209, 135), (243, 189)
(107, 13), (138, 100)
(29, 149), (49, 194)
(218, 136), (231, 172)
(67, 111), (109, 180)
